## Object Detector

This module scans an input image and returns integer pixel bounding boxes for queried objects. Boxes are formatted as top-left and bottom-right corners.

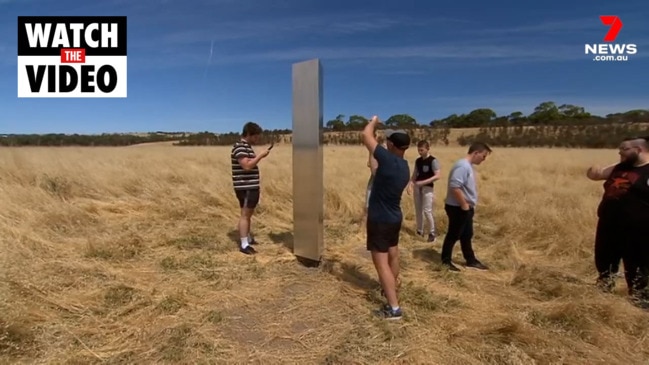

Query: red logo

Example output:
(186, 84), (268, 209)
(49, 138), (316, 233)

(600, 15), (623, 42)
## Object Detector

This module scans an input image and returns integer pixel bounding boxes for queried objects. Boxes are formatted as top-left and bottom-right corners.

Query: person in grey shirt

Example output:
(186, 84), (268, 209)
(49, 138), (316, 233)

(441, 142), (492, 272)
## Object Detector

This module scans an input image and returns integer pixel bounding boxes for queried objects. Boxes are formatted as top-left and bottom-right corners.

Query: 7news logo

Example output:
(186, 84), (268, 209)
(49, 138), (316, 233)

(17, 16), (127, 98)
(585, 15), (637, 62)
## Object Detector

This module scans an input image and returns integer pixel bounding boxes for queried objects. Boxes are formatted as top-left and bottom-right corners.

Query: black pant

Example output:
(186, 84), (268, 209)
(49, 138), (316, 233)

(441, 204), (477, 264)
(235, 189), (260, 209)
(622, 223), (649, 300)
(366, 220), (402, 253)
(594, 217), (623, 281)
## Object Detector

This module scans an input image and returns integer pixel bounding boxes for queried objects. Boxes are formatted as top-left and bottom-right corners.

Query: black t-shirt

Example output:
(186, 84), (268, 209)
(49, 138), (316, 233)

(414, 155), (439, 187)
(597, 162), (649, 224)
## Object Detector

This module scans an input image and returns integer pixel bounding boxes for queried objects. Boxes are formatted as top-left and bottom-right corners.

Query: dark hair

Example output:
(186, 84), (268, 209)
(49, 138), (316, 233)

(417, 140), (430, 149)
(242, 122), (262, 137)
(624, 136), (649, 150)
(468, 142), (492, 154)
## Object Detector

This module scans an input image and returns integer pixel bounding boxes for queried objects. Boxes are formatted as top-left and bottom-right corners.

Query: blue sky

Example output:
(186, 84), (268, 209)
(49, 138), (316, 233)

(0, 0), (647, 134)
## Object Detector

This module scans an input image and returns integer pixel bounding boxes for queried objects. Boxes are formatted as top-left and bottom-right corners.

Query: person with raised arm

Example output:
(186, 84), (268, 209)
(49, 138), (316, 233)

(361, 116), (411, 320)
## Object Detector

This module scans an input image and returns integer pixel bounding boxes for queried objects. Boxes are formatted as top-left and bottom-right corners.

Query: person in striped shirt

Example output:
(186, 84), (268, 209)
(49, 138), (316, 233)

(231, 122), (272, 255)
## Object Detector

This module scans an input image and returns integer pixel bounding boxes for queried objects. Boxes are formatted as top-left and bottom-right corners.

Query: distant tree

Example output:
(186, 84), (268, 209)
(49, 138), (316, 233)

(326, 114), (346, 131)
(385, 114), (418, 129)
(346, 115), (368, 130)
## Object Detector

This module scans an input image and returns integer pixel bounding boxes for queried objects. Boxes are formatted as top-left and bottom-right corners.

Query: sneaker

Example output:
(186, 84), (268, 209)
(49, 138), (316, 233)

(240, 246), (257, 255)
(374, 305), (403, 320)
(442, 262), (461, 272)
(466, 260), (488, 270)
(427, 233), (436, 243)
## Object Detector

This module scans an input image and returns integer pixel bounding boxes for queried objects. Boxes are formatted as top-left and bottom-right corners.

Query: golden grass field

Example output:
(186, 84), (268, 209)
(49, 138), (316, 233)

(2, 144), (649, 365)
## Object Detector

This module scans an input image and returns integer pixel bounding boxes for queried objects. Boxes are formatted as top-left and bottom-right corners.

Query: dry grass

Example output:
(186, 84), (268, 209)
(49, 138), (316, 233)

(1, 144), (648, 365)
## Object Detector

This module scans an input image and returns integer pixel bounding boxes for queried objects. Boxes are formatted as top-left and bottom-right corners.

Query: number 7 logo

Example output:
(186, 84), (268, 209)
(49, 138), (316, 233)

(600, 15), (623, 42)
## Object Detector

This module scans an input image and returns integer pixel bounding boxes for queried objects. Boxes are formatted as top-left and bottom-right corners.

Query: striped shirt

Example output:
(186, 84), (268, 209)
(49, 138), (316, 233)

(231, 140), (260, 190)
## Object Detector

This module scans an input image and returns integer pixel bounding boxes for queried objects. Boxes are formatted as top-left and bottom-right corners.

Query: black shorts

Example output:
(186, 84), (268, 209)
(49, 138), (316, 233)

(235, 189), (260, 209)
(366, 220), (402, 252)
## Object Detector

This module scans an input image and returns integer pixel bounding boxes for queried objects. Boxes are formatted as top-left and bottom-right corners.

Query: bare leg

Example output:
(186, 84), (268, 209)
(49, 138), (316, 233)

(371, 251), (399, 308)
(238, 207), (255, 250)
(239, 208), (254, 235)
(388, 246), (400, 287)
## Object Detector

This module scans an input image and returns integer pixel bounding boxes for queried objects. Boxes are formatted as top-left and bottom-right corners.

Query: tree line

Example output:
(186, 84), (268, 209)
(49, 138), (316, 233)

(324, 101), (648, 130)
(456, 123), (648, 148)
(173, 130), (289, 146)
(0, 132), (184, 147)
(1, 101), (647, 148)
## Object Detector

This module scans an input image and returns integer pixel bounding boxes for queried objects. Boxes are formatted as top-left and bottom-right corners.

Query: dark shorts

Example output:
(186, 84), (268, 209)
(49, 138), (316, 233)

(235, 189), (260, 209)
(366, 220), (402, 252)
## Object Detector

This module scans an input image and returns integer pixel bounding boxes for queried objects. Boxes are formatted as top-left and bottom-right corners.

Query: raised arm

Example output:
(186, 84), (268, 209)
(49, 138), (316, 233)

(361, 116), (380, 154)
(368, 150), (379, 176)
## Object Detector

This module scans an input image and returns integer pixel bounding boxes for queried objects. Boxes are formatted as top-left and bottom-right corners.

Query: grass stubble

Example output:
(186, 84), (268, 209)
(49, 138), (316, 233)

(1, 144), (648, 364)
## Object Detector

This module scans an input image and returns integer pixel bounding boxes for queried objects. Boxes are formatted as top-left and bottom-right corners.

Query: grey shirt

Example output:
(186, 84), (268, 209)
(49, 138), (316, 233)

(444, 158), (478, 207)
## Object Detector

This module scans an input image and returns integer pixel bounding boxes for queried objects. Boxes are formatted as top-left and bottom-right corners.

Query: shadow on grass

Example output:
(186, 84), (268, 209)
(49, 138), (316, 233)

(268, 231), (294, 250)
(401, 226), (419, 236)
(320, 257), (383, 305)
(412, 248), (442, 265)
(227, 230), (294, 251)
(226, 230), (239, 247)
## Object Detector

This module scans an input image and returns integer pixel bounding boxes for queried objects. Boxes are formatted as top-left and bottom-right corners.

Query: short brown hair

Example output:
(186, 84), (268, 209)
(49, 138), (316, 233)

(242, 122), (262, 137)
(468, 142), (492, 154)
(417, 140), (430, 149)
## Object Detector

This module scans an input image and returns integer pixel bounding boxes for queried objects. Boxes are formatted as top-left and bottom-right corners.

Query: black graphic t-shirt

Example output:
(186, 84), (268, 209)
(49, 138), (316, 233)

(598, 162), (649, 223)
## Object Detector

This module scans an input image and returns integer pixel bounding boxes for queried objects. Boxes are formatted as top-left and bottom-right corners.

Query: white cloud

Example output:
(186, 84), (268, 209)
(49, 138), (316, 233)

(127, 13), (485, 52)
(128, 40), (647, 71)
(130, 13), (416, 49)
(199, 43), (598, 65)
(126, 14), (649, 69)
(462, 18), (602, 36)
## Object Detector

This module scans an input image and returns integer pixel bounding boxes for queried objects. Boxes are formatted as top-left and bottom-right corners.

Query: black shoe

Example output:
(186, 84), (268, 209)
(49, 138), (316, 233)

(249, 238), (259, 245)
(466, 260), (488, 270)
(240, 245), (257, 255)
(374, 305), (403, 320)
(427, 233), (436, 243)
(442, 262), (461, 272)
